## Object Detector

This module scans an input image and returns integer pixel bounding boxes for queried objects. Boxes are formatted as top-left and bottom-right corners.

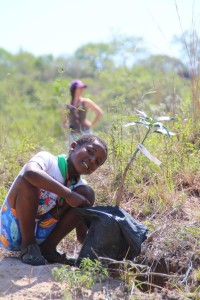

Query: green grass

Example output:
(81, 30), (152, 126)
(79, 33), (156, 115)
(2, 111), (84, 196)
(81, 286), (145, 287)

(0, 45), (200, 298)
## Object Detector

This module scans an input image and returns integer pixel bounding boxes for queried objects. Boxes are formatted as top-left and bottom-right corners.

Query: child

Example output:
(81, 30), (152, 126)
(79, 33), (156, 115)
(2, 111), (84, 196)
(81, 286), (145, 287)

(0, 134), (108, 266)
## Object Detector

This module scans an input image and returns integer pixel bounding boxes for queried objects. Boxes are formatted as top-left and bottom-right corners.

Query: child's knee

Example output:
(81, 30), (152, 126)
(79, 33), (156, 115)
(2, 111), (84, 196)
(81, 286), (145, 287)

(16, 176), (39, 200)
(73, 185), (95, 206)
(7, 176), (39, 209)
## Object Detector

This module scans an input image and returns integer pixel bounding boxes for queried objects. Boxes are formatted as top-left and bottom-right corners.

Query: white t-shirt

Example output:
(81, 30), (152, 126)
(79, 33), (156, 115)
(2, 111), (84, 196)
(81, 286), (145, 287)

(20, 151), (87, 216)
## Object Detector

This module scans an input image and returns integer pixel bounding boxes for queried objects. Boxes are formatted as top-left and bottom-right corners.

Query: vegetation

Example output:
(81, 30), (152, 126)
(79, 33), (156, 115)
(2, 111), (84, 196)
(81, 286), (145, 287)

(0, 31), (200, 299)
(52, 258), (108, 298)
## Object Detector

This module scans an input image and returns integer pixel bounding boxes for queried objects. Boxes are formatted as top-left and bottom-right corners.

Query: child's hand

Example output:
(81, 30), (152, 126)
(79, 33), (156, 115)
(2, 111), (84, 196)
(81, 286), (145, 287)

(65, 191), (91, 208)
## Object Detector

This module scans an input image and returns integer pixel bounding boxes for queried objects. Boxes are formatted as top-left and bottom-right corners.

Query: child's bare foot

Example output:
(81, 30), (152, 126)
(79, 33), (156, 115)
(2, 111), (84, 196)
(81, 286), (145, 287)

(20, 244), (46, 266)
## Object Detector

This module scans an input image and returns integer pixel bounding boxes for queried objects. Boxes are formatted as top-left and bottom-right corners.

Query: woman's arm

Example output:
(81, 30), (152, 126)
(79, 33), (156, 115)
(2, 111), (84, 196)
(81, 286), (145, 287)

(84, 99), (103, 128)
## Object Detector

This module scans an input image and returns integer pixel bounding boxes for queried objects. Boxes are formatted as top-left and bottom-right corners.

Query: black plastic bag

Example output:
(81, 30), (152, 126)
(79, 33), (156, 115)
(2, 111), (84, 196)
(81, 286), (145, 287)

(75, 205), (148, 264)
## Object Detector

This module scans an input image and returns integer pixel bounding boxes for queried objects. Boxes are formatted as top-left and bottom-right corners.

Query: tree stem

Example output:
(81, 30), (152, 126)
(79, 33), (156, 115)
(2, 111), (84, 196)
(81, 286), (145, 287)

(115, 127), (151, 205)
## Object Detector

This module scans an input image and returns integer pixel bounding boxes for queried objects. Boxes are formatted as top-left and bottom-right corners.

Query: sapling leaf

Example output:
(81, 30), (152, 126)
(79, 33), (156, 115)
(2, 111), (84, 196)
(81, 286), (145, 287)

(163, 125), (170, 137)
(123, 122), (136, 127)
(152, 122), (164, 128)
(116, 108), (176, 205)
(135, 109), (147, 118)
(138, 144), (161, 165)
(145, 116), (154, 124)
(155, 116), (175, 121)
(155, 128), (176, 136)
(169, 131), (176, 136)
(136, 120), (151, 126)
(123, 120), (150, 127)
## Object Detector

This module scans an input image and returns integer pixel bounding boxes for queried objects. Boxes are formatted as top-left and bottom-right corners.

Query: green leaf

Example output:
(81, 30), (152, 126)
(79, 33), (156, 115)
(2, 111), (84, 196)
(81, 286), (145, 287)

(154, 128), (176, 136)
(135, 109), (147, 118)
(123, 122), (136, 127)
(124, 120), (151, 128)
(155, 116), (175, 121)
(152, 122), (164, 128)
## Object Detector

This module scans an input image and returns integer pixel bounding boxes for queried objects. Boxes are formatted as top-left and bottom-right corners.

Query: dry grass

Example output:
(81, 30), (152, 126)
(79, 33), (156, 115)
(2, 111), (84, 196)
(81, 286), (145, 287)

(53, 158), (200, 299)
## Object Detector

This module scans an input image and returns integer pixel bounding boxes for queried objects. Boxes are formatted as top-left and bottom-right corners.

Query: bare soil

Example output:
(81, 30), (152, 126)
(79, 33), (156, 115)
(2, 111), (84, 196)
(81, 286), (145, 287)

(0, 196), (199, 300)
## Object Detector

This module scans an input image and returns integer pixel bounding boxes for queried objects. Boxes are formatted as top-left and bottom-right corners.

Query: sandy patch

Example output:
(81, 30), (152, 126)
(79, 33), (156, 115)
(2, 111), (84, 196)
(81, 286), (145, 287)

(0, 250), (63, 300)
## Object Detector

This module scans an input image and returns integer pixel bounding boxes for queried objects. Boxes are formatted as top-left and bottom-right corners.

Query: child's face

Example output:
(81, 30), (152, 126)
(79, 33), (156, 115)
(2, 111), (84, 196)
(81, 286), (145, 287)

(69, 140), (107, 175)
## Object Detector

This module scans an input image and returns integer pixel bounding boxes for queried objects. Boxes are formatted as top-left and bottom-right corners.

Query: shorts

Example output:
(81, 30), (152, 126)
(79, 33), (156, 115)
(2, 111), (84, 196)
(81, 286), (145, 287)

(0, 199), (58, 251)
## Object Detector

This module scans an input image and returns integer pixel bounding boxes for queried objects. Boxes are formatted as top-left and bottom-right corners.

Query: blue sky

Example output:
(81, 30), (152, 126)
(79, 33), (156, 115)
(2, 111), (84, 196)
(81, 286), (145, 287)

(1, 0), (200, 58)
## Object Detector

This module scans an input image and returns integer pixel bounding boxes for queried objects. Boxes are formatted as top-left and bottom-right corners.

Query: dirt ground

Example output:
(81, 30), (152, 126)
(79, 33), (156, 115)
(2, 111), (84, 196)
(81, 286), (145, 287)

(0, 196), (199, 300)
(0, 249), (135, 300)
(0, 250), (63, 300)
(0, 252), (182, 300)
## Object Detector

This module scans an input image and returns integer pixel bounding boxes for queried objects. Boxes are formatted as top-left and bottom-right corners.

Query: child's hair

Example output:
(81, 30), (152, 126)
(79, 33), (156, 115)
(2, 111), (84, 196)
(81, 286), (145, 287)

(76, 134), (108, 156)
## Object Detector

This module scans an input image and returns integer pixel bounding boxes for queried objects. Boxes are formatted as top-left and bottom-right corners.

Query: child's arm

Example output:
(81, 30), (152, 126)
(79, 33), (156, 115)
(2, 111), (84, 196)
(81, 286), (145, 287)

(23, 162), (90, 207)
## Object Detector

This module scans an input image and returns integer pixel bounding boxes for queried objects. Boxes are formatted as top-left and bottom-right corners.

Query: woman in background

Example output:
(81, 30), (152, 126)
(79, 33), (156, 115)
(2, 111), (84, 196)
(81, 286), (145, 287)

(62, 80), (103, 142)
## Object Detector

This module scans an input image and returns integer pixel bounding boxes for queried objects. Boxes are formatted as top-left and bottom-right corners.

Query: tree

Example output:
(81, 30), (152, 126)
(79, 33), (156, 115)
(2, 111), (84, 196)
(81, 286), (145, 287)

(110, 33), (147, 67)
(74, 42), (115, 75)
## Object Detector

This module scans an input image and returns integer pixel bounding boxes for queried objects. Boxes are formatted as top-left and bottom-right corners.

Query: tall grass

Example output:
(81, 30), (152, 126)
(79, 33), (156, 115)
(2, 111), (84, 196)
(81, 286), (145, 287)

(175, 1), (200, 129)
(0, 4), (200, 296)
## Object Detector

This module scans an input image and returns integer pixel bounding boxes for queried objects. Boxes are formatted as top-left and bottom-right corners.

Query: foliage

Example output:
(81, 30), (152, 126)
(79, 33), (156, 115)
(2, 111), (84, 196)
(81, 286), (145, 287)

(1, 34), (200, 298)
(115, 109), (176, 204)
(52, 258), (108, 290)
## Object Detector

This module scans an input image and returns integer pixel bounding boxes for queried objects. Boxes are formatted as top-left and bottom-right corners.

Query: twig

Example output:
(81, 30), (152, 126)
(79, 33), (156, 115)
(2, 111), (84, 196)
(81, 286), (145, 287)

(141, 281), (163, 289)
(124, 246), (130, 260)
(98, 256), (147, 269)
(98, 257), (184, 280)
(115, 127), (151, 205)
(107, 268), (183, 279)
(91, 248), (100, 260)
(180, 254), (194, 285)
(179, 186), (200, 192)
(125, 271), (183, 279)
(130, 280), (135, 295)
